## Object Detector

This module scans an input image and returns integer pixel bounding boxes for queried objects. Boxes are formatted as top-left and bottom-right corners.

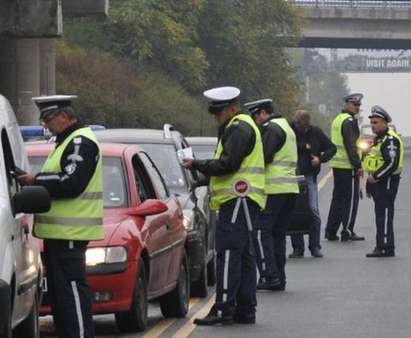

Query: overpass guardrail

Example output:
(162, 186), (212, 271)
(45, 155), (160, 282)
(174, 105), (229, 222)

(289, 0), (411, 8)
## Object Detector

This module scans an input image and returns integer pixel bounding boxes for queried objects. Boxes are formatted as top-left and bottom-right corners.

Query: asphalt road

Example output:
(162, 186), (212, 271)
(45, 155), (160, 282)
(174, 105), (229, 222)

(40, 155), (411, 338)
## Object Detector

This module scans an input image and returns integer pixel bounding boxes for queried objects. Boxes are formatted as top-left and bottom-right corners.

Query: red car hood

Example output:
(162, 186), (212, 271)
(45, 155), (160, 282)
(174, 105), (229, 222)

(88, 212), (128, 248)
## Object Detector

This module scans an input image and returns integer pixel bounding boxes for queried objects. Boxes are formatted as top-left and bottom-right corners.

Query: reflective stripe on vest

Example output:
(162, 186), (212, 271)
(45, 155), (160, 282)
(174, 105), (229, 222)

(363, 130), (404, 175)
(34, 127), (105, 241)
(329, 113), (359, 169)
(265, 118), (299, 195)
(209, 114), (266, 211)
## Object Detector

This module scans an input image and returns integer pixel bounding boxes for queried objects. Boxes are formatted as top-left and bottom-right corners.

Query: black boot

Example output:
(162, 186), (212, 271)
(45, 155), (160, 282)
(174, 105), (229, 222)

(310, 248), (324, 258)
(288, 249), (304, 259)
(350, 232), (365, 241)
(366, 248), (385, 258)
(234, 313), (256, 324)
(257, 277), (282, 291)
(193, 306), (234, 326)
(325, 230), (339, 241)
(340, 230), (350, 242)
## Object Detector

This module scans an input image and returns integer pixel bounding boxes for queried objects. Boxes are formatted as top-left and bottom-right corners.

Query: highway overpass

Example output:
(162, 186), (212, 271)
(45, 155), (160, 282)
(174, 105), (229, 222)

(291, 0), (411, 49)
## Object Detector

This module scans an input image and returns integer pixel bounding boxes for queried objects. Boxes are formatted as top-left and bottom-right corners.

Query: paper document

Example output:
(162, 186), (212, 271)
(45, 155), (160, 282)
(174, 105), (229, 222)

(177, 147), (194, 162)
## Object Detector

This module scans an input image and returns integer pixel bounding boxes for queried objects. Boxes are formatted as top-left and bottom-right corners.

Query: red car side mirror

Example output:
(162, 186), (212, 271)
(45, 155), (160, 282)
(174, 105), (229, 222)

(129, 199), (168, 217)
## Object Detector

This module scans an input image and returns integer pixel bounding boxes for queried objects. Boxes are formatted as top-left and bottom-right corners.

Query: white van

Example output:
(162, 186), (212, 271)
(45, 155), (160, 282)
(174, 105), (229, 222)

(0, 95), (50, 338)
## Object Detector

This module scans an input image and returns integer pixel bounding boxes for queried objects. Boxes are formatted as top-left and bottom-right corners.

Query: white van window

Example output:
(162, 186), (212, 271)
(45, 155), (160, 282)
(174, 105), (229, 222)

(1, 129), (19, 198)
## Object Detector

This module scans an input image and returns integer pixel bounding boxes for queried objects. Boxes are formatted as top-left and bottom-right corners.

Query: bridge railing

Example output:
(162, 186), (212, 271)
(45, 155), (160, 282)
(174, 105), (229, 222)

(289, 0), (411, 8)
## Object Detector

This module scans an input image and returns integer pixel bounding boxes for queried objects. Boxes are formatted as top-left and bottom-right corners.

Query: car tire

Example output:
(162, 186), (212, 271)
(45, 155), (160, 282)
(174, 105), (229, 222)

(160, 252), (189, 318)
(115, 262), (148, 333)
(191, 249), (208, 298)
(13, 291), (40, 338)
(207, 254), (216, 286)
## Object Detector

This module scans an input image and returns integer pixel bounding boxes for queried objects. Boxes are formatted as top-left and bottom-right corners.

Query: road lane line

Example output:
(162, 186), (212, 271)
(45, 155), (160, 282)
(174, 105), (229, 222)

(172, 296), (215, 338)
(318, 170), (333, 192)
(142, 298), (201, 338)
(143, 319), (175, 338)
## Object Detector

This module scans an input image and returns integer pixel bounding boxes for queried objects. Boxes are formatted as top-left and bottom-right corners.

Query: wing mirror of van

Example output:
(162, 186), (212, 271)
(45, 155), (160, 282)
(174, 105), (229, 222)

(12, 186), (51, 214)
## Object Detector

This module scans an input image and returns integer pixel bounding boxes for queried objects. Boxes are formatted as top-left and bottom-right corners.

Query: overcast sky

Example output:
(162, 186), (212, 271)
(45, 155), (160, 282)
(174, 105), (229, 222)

(345, 73), (411, 136)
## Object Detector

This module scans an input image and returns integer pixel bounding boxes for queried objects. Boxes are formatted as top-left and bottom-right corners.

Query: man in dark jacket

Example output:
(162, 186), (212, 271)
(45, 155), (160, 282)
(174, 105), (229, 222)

(289, 110), (336, 258)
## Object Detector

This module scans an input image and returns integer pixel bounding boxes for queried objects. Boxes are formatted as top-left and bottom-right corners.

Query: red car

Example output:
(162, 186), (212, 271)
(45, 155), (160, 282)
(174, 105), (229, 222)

(26, 142), (189, 333)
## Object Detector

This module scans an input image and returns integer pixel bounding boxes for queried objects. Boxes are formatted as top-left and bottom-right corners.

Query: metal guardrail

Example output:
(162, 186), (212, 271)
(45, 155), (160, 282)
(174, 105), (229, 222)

(290, 0), (411, 8)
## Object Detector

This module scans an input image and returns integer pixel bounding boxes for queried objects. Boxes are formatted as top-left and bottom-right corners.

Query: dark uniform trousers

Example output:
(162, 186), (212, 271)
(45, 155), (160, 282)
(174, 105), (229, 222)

(215, 198), (258, 316)
(264, 194), (297, 284)
(254, 208), (278, 282)
(326, 168), (360, 235)
(44, 239), (94, 338)
(369, 175), (400, 253)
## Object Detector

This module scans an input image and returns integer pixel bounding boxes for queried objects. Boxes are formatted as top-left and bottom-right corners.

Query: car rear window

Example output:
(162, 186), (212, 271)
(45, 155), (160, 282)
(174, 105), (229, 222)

(28, 156), (128, 208)
(138, 143), (187, 193)
(191, 144), (216, 160)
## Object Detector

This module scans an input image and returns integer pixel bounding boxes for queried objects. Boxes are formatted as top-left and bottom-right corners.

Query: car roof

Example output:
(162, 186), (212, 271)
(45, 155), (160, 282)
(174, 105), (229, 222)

(25, 142), (144, 157)
(187, 137), (217, 145)
(95, 129), (177, 145)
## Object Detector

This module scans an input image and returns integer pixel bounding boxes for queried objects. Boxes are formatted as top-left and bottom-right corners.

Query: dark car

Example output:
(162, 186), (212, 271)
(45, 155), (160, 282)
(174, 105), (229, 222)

(187, 136), (218, 256)
(96, 125), (215, 297)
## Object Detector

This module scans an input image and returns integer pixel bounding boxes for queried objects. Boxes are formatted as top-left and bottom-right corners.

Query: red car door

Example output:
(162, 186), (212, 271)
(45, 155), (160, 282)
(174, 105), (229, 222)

(138, 152), (185, 287)
(124, 149), (172, 294)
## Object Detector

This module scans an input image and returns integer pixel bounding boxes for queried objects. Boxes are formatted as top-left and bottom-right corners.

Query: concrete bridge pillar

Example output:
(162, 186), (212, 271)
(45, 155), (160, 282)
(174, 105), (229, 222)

(0, 38), (40, 124)
(40, 39), (56, 96)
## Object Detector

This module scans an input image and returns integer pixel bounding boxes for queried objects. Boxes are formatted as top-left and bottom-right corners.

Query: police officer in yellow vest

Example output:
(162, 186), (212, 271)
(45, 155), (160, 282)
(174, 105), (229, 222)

(183, 87), (265, 325)
(364, 106), (403, 257)
(245, 99), (299, 292)
(325, 93), (365, 242)
(18, 95), (104, 338)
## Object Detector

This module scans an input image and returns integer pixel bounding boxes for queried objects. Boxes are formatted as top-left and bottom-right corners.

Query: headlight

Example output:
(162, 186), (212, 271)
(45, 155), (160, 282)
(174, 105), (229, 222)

(86, 247), (127, 266)
(183, 215), (194, 231)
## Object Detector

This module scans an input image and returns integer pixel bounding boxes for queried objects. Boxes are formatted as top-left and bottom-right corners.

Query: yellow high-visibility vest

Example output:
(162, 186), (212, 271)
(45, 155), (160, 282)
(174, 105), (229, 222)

(364, 129), (404, 175)
(209, 114), (265, 211)
(329, 112), (359, 169)
(34, 127), (104, 241)
(265, 118), (299, 194)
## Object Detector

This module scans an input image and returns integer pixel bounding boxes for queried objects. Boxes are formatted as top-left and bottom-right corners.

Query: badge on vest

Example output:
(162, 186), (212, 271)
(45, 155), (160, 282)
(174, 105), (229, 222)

(233, 179), (250, 197)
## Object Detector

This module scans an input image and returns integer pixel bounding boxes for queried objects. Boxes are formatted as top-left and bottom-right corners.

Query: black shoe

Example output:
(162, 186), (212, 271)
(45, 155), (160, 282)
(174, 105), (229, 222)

(310, 248), (323, 258)
(269, 281), (286, 291)
(257, 277), (282, 291)
(350, 233), (365, 241)
(289, 249), (304, 259)
(366, 248), (385, 258)
(234, 313), (256, 324)
(194, 307), (234, 326)
(325, 231), (339, 241)
(385, 251), (395, 257)
(340, 231), (350, 242)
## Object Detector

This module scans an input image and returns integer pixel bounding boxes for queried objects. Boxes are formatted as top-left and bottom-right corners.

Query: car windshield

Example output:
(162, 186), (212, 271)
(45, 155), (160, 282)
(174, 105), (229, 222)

(28, 156), (128, 208)
(138, 143), (187, 193)
(191, 144), (216, 160)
